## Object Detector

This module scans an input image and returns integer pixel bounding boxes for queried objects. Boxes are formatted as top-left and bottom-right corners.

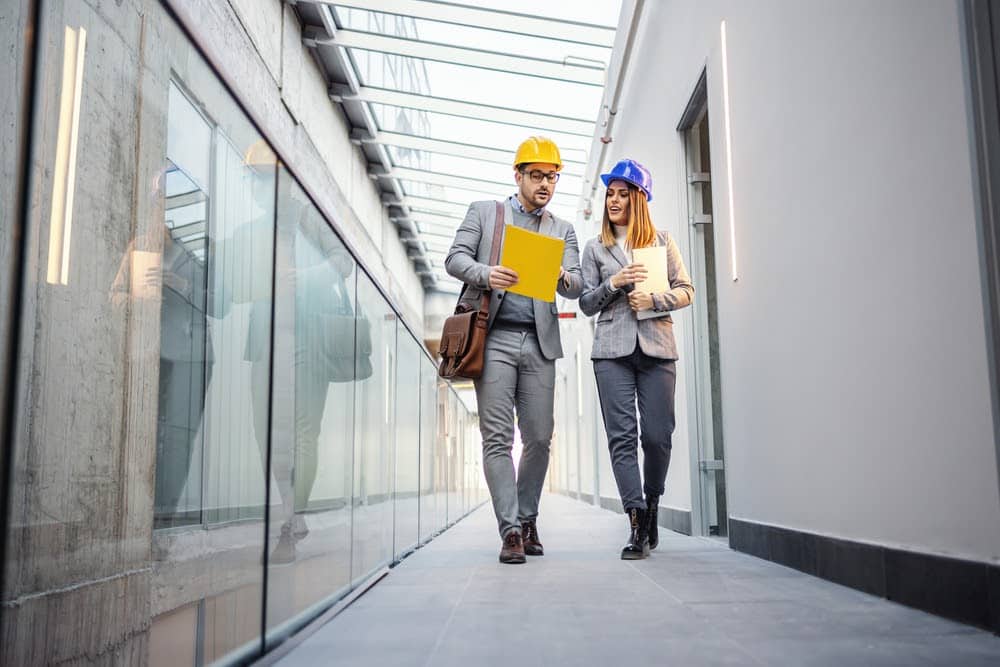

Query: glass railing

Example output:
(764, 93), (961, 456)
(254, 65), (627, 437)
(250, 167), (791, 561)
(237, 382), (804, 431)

(0, 4), (480, 665)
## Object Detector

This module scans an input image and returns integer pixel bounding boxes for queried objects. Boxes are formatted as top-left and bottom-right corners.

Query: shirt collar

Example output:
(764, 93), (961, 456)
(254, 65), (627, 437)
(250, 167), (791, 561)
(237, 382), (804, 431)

(509, 194), (545, 217)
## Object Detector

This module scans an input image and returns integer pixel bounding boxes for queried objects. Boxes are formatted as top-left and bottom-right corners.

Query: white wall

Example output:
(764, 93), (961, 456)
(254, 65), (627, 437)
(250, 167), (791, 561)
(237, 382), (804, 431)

(603, 0), (1000, 562)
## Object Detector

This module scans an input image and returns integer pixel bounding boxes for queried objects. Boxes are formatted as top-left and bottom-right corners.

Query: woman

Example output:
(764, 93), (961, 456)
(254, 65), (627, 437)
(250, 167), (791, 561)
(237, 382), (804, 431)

(579, 158), (694, 559)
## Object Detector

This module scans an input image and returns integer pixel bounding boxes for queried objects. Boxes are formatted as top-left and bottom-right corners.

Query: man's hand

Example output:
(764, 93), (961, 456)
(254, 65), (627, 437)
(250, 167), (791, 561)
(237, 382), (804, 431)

(488, 265), (519, 289)
(559, 267), (571, 289)
(628, 290), (654, 312)
(610, 263), (648, 290)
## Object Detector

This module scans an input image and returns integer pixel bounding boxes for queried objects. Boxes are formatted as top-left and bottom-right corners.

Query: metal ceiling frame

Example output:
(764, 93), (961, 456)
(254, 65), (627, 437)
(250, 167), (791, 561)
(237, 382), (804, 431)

(292, 0), (615, 292)
(366, 132), (586, 178)
(314, 0), (616, 47)
(333, 86), (595, 136)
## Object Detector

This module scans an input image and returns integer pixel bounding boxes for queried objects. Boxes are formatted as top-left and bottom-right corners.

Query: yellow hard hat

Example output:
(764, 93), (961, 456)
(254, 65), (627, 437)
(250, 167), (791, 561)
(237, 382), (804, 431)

(513, 136), (563, 171)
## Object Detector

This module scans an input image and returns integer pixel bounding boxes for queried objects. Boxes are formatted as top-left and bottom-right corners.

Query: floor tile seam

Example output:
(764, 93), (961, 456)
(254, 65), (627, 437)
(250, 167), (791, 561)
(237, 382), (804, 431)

(422, 564), (477, 667)
(626, 560), (769, 666)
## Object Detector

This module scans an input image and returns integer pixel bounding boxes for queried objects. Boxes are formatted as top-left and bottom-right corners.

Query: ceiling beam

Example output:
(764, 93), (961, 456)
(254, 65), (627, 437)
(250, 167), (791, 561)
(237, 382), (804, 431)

(320, 0), (615, 48)
(399, 196), (470, 218)
(393, 166), (580, 201)
(416, 221), (463, 237)
(396, 210), (463, 227)
(370, 132), (586, 170)
(338, 86), (594, 137)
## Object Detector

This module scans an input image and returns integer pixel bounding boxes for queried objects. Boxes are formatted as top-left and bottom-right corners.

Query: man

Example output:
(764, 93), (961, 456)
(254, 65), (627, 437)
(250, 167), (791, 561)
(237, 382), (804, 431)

(445, 136), (583, 564)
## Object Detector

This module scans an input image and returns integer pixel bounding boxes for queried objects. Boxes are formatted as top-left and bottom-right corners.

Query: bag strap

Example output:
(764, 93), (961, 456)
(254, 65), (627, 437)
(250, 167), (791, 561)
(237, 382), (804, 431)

(478, 201), (505, 312)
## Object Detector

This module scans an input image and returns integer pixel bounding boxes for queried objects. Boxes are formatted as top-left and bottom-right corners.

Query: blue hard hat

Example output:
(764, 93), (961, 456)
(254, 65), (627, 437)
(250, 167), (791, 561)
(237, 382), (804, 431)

(600, 158), (653, 202)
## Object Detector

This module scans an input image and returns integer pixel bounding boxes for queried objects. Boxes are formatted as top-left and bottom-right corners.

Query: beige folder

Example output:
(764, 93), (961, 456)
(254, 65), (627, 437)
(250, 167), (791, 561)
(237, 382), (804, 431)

(631, 246), (670, 320)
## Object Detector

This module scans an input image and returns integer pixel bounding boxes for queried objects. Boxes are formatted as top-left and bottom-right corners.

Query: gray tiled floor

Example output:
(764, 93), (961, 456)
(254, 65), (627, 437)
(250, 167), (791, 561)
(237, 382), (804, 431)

(278, 494), (1000, 666)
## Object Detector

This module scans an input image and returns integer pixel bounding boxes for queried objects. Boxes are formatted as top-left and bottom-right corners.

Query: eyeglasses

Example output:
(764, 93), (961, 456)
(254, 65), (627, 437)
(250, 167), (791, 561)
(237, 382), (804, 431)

(520, 169), (560, 184)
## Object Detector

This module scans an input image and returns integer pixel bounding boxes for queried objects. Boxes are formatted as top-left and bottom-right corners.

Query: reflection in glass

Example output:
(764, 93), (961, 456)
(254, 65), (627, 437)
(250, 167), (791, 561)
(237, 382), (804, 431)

(148, 78), (276, 664)
(436, 381), (451, 530)
(154, 162), (209, 528)
(207, 135), (275, 526)
(394, 329), (421, 558)
(419, 358), (439, 543)
(265, 170), (358, 637)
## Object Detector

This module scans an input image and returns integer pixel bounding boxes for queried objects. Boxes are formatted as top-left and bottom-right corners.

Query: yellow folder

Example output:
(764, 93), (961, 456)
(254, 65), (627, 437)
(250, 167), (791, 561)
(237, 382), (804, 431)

(499, 224), (565, 303)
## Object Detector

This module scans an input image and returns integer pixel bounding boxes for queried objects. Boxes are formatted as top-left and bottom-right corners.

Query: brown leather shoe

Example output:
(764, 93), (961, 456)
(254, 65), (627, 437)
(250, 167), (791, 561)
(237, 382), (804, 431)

(499, 531), (526, 564)
(521, 520), (544, 556)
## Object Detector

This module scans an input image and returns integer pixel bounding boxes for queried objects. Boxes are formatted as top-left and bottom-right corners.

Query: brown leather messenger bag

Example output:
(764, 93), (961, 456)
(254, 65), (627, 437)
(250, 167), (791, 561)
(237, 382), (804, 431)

(437, 201), (505, 380)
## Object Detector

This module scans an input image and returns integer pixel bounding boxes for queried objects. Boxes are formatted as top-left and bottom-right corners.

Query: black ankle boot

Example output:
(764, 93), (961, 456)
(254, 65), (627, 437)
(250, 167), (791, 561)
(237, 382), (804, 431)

(646, 494), (660, 550)
(620, 508), (650, 560)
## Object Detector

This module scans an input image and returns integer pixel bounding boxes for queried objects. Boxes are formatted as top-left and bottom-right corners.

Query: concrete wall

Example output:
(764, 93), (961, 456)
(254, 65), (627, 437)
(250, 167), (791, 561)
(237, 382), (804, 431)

(3, 1), (157, 662)
(605, 0), (1000, 562)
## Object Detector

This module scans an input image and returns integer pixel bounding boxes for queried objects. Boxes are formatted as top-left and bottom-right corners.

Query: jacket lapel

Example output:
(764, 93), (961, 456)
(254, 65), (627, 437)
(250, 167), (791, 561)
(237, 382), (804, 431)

(539, 210), (554, 238)
(609, 243), (628, 268)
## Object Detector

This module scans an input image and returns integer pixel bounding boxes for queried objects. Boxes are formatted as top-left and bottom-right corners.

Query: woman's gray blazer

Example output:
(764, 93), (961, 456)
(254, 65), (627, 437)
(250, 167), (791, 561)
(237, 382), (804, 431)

(579, 231), (694, 360)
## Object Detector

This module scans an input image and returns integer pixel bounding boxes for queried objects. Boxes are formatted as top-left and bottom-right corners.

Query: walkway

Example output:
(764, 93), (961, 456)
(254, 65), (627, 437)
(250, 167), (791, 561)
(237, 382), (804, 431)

(277, 494), (1000, 666)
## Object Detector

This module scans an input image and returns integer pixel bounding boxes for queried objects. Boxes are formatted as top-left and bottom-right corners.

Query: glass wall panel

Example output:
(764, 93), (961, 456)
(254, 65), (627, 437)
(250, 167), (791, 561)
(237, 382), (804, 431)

(2, 3), (483, 664)
(264, 168), (356, 639)
(447, 392), (462, 525)
(351, 274), (395, 583)
(419, 358), (439, 542)
(394, 329), (421, 558)
(436, 381), (451, 530)
(153, 73), (276, 667)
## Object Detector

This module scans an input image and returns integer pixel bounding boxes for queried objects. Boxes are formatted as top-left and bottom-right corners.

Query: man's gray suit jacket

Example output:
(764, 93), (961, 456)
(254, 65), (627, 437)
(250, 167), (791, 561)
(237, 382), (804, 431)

(445, 199), (583, 360)
(579, 231), (694, 360)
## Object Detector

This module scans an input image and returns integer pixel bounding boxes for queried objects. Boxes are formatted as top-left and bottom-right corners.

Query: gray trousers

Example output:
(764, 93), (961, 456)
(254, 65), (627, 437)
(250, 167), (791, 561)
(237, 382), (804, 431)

(593, 348), (676, 511)
(474, 329), (555, 538)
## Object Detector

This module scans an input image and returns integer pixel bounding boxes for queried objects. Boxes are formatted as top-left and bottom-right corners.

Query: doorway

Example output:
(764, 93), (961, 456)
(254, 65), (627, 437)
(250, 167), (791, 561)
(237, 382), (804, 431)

(678, 72), (728, 539)
(964, 0), (1000, 502)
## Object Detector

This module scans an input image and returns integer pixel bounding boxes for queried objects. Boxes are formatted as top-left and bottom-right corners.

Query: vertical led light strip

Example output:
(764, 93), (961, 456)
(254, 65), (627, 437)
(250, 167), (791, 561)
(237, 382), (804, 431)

(47, 26), (87, 285)
(385, 346), (392, 425)
(720, 20), (738, 282)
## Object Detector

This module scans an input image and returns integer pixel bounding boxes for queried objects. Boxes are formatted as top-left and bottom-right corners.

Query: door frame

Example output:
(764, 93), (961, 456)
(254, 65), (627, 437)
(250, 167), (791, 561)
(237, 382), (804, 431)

(677, 69), (730, 538)
(963, 0), (1000, 500)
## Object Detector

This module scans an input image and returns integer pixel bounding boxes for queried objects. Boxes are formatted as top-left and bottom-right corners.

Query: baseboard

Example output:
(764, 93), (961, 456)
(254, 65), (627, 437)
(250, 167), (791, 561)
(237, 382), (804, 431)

(729, 518), (1000, 634)
(660, 506), (692, 536)
(598, 495), (623, 514)
(560, 490), (692, 536)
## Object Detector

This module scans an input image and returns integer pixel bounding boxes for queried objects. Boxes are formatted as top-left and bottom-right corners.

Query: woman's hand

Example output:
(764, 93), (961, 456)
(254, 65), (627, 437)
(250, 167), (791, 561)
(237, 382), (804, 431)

(628, 290), (654, 312)
(610, 263), (647, 290)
